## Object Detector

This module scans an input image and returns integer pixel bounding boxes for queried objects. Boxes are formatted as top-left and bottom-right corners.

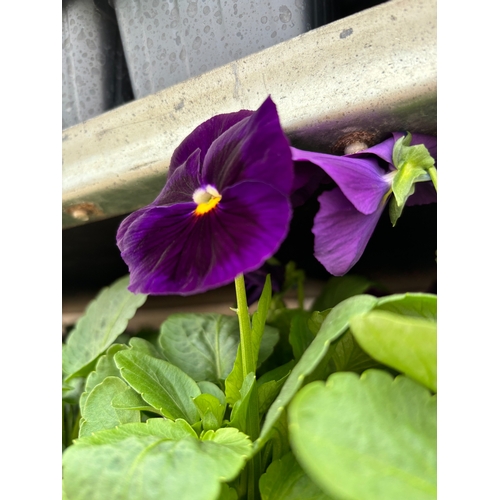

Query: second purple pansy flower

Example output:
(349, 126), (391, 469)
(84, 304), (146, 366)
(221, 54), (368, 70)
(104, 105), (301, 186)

(117, 97), (293, 295)
(292, 133), (437, 276)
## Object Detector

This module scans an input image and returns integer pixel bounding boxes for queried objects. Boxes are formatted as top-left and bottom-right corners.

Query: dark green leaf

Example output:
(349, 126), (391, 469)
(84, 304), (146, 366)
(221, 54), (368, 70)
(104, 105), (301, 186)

(256, 295), (378, 451)
(115, 350), (201, 424)
(289, 370), (437, 500)
(229, 372), (256, 433)
(330, 330), (384, 373)
(312, 275), (374, 312)
(289, 310), (314, 360)
(63, 276), (146, 380)
(260, 451), (332, 500)
(159, 313), (277, 386)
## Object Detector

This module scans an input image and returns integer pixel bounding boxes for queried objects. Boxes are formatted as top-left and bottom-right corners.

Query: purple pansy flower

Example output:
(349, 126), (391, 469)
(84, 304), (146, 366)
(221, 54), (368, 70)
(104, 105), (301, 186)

(117, 97), (293, 295)
(291, 132), (437, 276)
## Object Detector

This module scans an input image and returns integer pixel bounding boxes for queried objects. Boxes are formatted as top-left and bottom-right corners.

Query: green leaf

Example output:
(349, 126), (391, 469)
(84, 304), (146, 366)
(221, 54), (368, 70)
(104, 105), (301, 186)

(194, 393), (226, 431)
(260, 451), (332, 500)
(330, 330), (385, 373)
(389, 192), (407, 226)
(63, 422), (251, 500)
(289, 370), (436, 500)
(79, 377), (141, 437)
(62, 276), (146, 380)
(312, 275), (374, 312)
(62, 377), (86, 405)
(159, 313), (277, 385)
(251, 275), (273, 364)
(198, 381), (227, 406)
(114, 350), (201, 424)
(261, 409), (290, 467)
(111, 387), (163, 415)
(256, 295), (378, 450)
(80, 344), (127, 410)
(307, 309), (331, 335)
(350, 310), (437, 392)
(258, 368), (290, 417)
(376, 293), (437, 321)
(128, 337), (165, 359)
(77, 417), (197, 443)
(229, 372), (256, 433)
(391, 133), (435, 208)
(289, 310), (314, 360)
(217, 483), (238, 500)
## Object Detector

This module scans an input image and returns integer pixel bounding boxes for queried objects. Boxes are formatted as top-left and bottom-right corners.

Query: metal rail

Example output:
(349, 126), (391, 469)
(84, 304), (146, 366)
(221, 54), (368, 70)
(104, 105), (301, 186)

(62, 0), (436, 228)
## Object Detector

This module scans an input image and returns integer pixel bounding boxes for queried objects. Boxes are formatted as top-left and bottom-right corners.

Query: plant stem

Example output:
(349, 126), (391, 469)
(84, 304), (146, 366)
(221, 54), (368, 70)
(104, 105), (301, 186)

(428, 166), (438, 192)
(234, 274), (255, 377)
(234, 274), (261, 500)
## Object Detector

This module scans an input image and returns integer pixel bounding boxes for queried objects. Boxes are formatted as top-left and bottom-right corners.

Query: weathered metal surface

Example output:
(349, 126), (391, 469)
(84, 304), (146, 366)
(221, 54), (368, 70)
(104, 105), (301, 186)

(62, 0), (436, 228)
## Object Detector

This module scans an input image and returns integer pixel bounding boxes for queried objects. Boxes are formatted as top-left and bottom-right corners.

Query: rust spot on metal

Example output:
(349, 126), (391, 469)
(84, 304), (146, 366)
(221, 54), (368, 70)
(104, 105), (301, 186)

(64, 202), (104, 221)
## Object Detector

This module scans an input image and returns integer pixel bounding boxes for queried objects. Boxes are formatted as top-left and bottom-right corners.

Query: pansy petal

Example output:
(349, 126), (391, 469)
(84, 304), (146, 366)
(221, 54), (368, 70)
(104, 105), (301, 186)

(117, 202), (198, 294)
(198, 181), (291, 292)
(168, 110), (252, 175)
(152, 149), (202, 206)
(202, 96), (293, 195)
(291, 147), (390, 214)
(349, 136), (395, 163)
(117, 181), (291, 295)
(291, 160), (332, 207)
(313, 189), (386, 276)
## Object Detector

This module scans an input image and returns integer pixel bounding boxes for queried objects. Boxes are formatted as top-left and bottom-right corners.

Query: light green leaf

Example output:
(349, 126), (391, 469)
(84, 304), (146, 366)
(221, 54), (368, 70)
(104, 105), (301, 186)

(312, 275), (374, 312)
(256, 295), (378, 450)
(194, 393), (226, 431)
(80, 344), (127, 410)
(289, 370), (437, 500)
(63, 276), (146, 380)
(76, 418), (196, 444)
(79, 377), (140, 437)
(198, 381), (227, 406)
(376, 293), (437, 321)
(350, 310), (437, 392)
(260, 451), (332, 500)
(111, 387), (163, 415)
(115, 350), (201, 424)
(128, 337), (165, 359)
(63, 424), (251, 500)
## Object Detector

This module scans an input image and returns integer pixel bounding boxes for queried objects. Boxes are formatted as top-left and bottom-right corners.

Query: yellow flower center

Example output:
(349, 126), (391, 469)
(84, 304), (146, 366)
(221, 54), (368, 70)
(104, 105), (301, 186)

(193, 185), (222, 216)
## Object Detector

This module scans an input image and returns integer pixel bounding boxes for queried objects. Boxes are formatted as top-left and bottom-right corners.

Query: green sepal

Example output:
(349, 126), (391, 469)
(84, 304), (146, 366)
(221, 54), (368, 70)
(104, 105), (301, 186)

(391, 132), (435, 208)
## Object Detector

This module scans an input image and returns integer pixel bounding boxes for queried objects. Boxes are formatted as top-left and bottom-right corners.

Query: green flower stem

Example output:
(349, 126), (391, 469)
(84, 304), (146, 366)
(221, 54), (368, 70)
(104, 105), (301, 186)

(234, 274), (261, 500)
(234, 274), (255, 377)
(428, 166), (438, 192)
